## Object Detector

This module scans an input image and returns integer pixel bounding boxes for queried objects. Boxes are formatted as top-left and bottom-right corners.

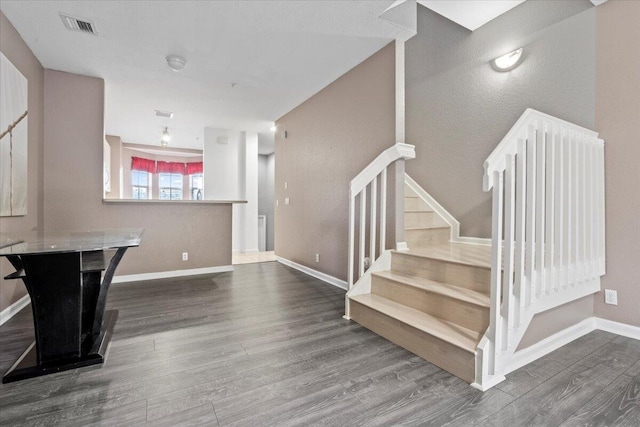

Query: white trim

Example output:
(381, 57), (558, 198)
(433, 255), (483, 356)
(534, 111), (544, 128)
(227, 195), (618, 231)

(406, 173), (491, 246)
(0, 294), (30, 326)
(504, 317), (596, 375)
(595, 317), (640, 341)
(405, 173), (460, 241)
(276, 257), (348, 291)
(470, 375), (506, 392)
(351, 144), (415, 198)
(112, 265), (234, 284)
(455, 236), (492, 246)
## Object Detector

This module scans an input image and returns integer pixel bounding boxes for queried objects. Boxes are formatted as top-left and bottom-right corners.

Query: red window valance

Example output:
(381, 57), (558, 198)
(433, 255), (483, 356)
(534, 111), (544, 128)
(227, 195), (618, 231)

(157, 161), (186, 175)
(131, 156), (156, 173)
(186, 161), (203, 175)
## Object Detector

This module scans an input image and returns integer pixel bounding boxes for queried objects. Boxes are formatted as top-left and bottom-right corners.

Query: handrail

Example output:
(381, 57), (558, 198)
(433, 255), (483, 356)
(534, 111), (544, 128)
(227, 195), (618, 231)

(475, 108), (605, 390)
(348, 143), (415, 288)
(483, 109), (599, 191)
(350, 143), (415, 197)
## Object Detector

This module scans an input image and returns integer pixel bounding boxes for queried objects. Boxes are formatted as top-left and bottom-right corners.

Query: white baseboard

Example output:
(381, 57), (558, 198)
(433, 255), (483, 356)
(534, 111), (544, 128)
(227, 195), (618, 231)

(0, 294), (30, 327)
(276, 257), (348, 291)
(505, 318), (597, 374)
(112, 265), (234, 284)
(595, 317), (640, 340)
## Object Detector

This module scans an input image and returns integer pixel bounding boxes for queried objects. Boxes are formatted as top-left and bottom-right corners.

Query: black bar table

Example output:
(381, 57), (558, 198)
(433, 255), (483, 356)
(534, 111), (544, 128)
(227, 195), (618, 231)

(0, 228), (143, 383)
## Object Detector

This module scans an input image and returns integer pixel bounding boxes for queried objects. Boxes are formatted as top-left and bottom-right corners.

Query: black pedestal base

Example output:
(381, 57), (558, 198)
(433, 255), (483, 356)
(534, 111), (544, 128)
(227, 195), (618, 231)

(2, 310), (119, 383)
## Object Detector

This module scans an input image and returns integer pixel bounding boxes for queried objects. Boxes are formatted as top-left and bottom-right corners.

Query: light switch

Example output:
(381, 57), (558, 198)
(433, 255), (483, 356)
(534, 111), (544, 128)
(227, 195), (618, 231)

(285, 197), (290, 205)
(285, 181), (288, 189)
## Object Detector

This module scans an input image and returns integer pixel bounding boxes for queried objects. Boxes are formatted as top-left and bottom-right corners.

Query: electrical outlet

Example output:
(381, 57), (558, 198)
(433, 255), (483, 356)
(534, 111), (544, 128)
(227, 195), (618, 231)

(315, 253), (320, 262)
(364, 257), (371, 269)
(604, 289), (617, 305)
(182, 252), (188, 261)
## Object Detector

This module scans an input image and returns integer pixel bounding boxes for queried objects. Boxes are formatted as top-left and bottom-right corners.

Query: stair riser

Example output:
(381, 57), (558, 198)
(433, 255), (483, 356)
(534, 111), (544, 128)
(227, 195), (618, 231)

(351, 300), (476, 383)
(405, 228), (450, 247)
(371, 275), (489, 333)
(404, 212), (443, 228)
(404, 197), (431, 211)
(391, 253), (490, 293)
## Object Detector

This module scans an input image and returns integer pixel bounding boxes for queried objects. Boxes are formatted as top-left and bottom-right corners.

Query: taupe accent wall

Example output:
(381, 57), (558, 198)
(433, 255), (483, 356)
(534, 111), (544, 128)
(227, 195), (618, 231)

(594, 0), (640, 327)
(0, 12), (44, 311)
(274, 42), (396, 282)
(405, 0), (595, 238)
(43, 69), (232, 276)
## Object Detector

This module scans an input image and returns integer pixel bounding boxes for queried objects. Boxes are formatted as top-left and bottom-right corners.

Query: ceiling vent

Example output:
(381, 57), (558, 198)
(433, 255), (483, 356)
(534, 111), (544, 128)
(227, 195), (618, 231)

(59, 13), (97, 35)
(155, 110), (174, 119)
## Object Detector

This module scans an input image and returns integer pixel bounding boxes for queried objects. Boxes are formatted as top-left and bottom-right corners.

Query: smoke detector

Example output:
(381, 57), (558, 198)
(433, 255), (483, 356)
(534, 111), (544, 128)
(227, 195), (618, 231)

(59, 13), (97, 35)
(166, 55), (186, 72)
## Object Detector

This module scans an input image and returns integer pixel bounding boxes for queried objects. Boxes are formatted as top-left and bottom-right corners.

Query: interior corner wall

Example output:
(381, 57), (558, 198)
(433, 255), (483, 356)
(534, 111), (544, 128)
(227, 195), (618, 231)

(258, 154), (275, 251)
(274, 42), (396, 281)
(594, 0), (640, 327)
(0, 12), (44, 312)
(405, 0), (595, 238)
(240, 131), (259, 254)
(43, 69), (232, 276)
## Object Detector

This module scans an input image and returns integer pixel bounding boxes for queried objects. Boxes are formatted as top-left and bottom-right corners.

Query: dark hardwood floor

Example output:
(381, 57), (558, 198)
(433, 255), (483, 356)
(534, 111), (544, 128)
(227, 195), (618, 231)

(0, 261), (638, 426)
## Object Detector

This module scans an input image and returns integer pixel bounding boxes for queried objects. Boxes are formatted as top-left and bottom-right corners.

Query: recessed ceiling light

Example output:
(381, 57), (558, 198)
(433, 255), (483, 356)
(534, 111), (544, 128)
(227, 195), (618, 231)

(166, 55), (186, 72)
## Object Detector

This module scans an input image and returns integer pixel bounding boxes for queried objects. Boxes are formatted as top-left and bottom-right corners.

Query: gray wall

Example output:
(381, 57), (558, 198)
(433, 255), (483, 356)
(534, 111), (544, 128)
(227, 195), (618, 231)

(0, 12), (44, 311)
(594, 0), (640, 327)
(258, 153), (275, 251)
(43, 69), (232, 277)
(406, 0), (595, 238)
(275, 42), (396, 281)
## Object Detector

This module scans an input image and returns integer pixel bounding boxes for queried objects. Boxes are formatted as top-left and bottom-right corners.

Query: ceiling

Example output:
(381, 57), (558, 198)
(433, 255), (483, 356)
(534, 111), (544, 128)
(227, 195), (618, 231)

(1, 1), (526, 153)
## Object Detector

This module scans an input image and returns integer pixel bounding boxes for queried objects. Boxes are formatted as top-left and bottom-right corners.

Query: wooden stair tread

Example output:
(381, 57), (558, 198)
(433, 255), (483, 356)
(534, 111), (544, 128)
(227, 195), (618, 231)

(394, 242), (492, 269)
(350, 294), (481, 353)
(372, 271), (490, 308)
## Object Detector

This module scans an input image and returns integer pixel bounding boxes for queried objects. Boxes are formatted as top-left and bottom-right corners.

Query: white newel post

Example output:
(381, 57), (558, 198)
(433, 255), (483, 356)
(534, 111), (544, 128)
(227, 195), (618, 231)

(395, 39), (407, 251)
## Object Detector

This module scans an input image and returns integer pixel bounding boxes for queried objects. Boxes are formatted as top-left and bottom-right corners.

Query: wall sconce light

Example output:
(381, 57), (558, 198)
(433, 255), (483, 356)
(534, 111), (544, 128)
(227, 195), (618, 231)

(492, 48), (523, 72)
(160, 127), (171, 147)
(270, 125), (277, 132)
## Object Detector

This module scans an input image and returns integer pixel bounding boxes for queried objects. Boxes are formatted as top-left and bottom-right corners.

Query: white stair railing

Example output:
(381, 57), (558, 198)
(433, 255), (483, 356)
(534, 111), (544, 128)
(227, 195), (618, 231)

(475, 109), (605, 390)
(348, 143), (415, 288)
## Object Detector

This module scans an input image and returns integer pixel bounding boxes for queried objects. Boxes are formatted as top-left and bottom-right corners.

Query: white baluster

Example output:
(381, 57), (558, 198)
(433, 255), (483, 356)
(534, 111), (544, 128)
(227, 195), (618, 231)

(525, 125), (537, 306)
(370, 177), (377, 265)
(514, 139), (527, 329)
(553, 128), (564, 294)
(545, 124), (557, 295)
(490, 170), (504, 375)
(380, 168), (387, 255)
(502, 155), (516, 350)
(535, 121), (546, 297)
(348, 195), (355, 287)
(359, 187), (367, 278)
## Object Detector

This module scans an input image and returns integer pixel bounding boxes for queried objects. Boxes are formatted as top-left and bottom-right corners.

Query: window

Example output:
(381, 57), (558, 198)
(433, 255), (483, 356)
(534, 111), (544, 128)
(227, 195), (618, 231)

(132, 170), (151, 199)
(159, 173), (183, 200)
(190, 174), (204, 200)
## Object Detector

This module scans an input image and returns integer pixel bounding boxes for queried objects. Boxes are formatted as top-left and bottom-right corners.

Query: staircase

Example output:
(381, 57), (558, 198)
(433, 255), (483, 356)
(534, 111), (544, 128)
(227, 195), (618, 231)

(345, 109), (606, 390)
(349, 185), (491, 383)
